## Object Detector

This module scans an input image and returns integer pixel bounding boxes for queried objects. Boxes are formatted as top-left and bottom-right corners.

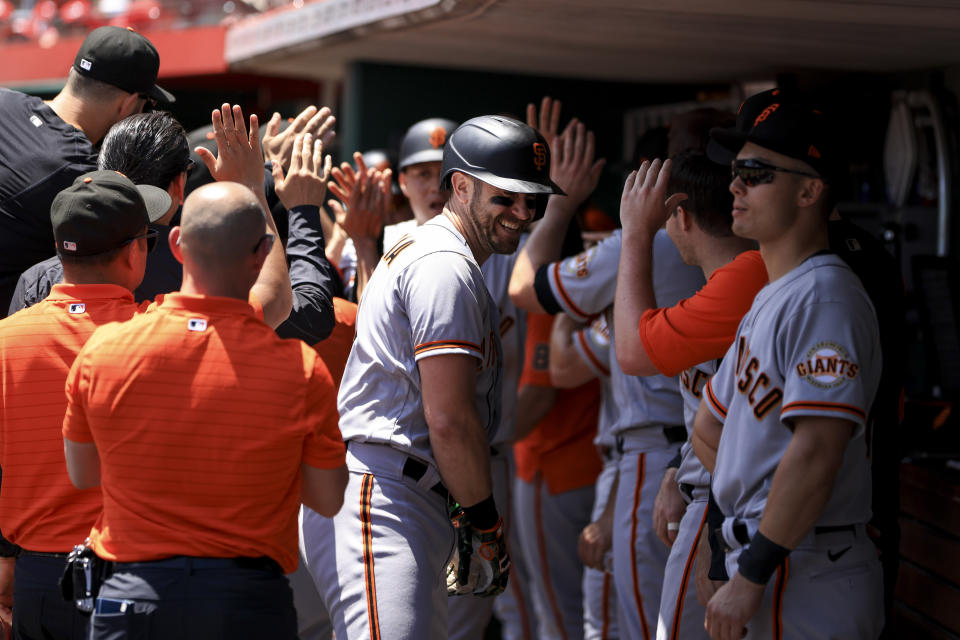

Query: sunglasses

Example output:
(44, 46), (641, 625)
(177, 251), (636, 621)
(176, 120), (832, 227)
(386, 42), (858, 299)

(122, 228), (159, 253)
(137, 94), (158, 113)
(731, 158), (820, 187)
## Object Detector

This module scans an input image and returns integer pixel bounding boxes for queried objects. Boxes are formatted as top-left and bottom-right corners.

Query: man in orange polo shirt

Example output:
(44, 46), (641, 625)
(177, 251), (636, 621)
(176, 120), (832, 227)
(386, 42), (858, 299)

(513, 312), (602, 640)
(62, 172), (347, 638)
(0, 170), (171, 640)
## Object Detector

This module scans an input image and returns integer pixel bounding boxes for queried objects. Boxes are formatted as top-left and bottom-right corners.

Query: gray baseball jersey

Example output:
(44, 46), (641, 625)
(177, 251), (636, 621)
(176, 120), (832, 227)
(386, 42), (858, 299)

(675, 359), (716, 490)
(482, 249), (526, 447)
(338, 214), (503, 466)
(705, 253), (880, 526)
(539, 230), (704, 433)
(573, 311), (617, 448)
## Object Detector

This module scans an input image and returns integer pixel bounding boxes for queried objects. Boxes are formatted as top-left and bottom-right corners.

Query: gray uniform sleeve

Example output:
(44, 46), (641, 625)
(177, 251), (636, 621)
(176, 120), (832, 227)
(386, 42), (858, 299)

(400, 252), (488, 362)
(573, 313), (611, 378)
(704, 339), (738, 422)
(779, 300), (880, 433)
(538, 231), (622, 321)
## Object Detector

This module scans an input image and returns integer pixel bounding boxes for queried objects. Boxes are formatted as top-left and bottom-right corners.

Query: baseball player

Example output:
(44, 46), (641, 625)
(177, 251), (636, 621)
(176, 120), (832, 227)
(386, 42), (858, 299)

(510, 124), (705, 640)
(613, 150), (766, 640)
(301, 115), (561, 640)
(693, 93), (884, 639)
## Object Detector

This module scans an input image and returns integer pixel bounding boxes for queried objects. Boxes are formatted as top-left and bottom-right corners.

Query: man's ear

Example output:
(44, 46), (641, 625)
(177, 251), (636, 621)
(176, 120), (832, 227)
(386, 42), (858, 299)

(168, 227), (184, 265)
(450, 172), (472, 206)
(170, 173), (187, 206)
(796, 178), (825, 209)
(676, 204), (694, 232)
(397, 170), (409, 198)
(116, 92), (140, 120)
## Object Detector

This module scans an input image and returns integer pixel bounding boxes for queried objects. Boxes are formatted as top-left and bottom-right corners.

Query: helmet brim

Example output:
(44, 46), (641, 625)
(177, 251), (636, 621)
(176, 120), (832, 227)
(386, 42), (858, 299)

(458, 168), (566, 197)
(399, 148), (445, 170)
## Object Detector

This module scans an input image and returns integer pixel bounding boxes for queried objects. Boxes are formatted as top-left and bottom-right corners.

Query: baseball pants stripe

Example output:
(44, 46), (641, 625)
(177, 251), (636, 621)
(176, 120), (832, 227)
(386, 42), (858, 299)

(583, 456), (619, 640)
(613, 442), (672, 640)
(656, 497), (709, 640)
(629, 453), (651, 640)
(302, 443), (455, 640)
(722, 528), (883, 639)
(361, 474), (382, 640)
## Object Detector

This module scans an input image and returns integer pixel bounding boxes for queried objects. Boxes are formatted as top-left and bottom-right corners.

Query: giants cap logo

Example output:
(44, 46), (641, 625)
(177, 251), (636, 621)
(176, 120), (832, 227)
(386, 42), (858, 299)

(753, 103), (780, 126)
(428, 127), (447, 149)
(68, 303), (85, 314)
(533, 143), (547, 171)
(187, 318), (208, 332)
(795, 341), (859, 388)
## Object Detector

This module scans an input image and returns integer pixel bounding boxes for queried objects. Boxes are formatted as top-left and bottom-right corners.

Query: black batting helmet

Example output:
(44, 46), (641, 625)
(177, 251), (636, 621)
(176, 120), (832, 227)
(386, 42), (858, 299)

(399, 118), (458, 170)
(441, 116), (564, 196)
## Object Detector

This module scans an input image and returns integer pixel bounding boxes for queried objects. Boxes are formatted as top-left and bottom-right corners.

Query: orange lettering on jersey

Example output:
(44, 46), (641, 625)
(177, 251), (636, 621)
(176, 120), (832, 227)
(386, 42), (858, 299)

(735, 350), (782, 420)
(753, 103), (780, 127)
(533, 143), (547, 171)
(429, 127), (447, 149)
(681, 368), (710, 399)
(737, 358), (759, 392)
(747, 373), (770, 404)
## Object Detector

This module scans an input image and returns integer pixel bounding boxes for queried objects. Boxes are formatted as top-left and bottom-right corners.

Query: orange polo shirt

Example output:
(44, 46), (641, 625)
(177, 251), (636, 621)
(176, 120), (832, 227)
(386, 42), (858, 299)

(514, 313), (602, 495)
(0, 284), (146, 552)
(311, 297), (357, 388)
(63, 293), (346, 573)
(638, 250), (768, 376)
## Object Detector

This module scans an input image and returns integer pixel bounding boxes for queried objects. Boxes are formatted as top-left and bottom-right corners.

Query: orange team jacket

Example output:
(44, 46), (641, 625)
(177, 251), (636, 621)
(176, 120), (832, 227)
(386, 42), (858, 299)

(514, 313), (602, 495)
(638, 250), (769, 376)
(63, 293), (346, 573)
(0, 284), (150, 552)
(311, 296), (357, 389)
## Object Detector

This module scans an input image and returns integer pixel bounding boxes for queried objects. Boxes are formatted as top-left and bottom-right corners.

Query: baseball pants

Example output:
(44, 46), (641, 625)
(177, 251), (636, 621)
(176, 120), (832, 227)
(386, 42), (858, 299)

(302, 442), (455, 640)
(722, 522), (884, 639)
(612, 430), (677, 640)
(13, 553), (88, 640)
(449, 449), (538, 640)
(292, 511), (333, 640)
(656, 493), (709, 640)
(583, 455), (620, 640)
(514, 472), (594, 640)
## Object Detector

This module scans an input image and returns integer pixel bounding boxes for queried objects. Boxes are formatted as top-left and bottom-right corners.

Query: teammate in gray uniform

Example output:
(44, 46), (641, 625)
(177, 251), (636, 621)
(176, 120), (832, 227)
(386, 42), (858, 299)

(302, 116), (561, 640)
(693, 93), (884, 639)
(510, 137), (705, 638)
(613, 151), (762, 640)
(549, 311), (621, 640)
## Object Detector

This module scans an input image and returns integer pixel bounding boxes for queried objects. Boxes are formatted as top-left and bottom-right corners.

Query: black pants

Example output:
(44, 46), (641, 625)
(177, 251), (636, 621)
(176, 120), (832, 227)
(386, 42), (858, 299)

(90, 557), (297, 640)
(13, 553), (88, 640)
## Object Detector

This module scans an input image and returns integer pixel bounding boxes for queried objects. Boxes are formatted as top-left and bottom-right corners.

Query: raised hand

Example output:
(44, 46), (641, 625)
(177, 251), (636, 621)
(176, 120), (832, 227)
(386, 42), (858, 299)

(272, 133), (333, 210)
(195, 103), (264, 191)
(550, 120), (606, 206)
(262, 105), (337, 172)
(526, 96), (563, 144)
(328, 151), (391, 242)
(620, 159), (687, 237)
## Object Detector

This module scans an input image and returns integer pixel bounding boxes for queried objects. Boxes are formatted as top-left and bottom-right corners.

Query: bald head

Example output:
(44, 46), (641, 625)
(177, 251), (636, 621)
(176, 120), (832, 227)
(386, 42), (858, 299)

(180, 182), (267, 273)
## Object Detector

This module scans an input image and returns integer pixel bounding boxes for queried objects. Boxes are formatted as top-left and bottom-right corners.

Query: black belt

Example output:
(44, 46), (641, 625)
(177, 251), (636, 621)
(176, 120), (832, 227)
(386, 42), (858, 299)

(402, 457), (449, 501)
(18, 549), (69, 559)
(109, 555), (281, 574)
(615, 425), (687, 453)
(679, 483), (695, 503)
(721, 522), (857, 552)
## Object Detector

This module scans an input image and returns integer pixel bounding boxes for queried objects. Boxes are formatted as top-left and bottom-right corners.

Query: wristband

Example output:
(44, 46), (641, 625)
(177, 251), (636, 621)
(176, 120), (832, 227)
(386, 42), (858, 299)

(737, 531), (790, 585)
(667, 451), (682, 469)
(463, 495), (499, 531)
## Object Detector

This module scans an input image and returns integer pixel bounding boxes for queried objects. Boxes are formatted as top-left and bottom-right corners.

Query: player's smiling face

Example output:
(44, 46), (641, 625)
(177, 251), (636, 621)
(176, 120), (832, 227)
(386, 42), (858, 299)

(730, 142), (811, 243)
(399, 161), (445, 223)
(465, 179), (535, 257)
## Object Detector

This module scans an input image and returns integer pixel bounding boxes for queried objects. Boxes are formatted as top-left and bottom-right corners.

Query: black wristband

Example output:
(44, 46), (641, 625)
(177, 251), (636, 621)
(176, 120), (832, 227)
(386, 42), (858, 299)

(463, 495), (499, 531)
(737, 531), (790, 585)
(667, 451), (682, 469)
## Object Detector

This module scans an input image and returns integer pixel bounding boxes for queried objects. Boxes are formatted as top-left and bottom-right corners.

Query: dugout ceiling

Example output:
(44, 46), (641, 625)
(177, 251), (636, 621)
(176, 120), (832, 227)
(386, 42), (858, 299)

(224, 0), (960, 84)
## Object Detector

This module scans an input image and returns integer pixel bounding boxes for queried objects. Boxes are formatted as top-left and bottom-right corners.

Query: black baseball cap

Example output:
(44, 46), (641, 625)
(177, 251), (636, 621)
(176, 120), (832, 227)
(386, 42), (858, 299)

(52, 170), (171, 257)
(73, 26), (175, 104)
(708, 89), (836, 181)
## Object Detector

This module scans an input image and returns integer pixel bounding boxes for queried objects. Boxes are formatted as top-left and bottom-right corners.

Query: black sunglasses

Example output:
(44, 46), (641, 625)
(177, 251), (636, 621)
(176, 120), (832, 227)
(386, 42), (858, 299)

(137, 94), (158, 113)
(731, 158), (820, 187)
(123, 228), (159, 253)
(253, 233), (275, 254)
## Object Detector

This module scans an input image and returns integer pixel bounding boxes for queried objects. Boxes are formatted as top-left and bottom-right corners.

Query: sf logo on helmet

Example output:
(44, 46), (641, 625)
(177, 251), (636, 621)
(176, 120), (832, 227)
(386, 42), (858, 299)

(532, 143), (547, 171)
(429, 127), (447, 149)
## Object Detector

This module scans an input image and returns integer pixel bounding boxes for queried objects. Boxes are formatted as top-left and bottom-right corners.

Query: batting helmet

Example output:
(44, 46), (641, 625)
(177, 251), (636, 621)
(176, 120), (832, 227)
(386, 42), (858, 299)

(398, 118), (458, 170)
(440, 116), (564, 196)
